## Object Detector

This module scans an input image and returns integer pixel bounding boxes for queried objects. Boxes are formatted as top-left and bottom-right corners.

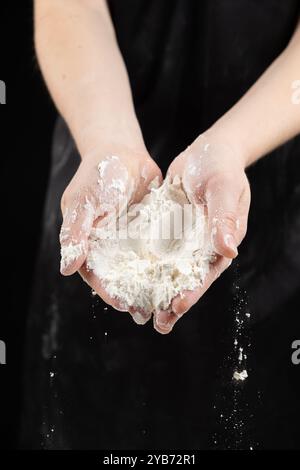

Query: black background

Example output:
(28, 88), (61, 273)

(1, 2), (300, 452)
(0, 3), (56, 449)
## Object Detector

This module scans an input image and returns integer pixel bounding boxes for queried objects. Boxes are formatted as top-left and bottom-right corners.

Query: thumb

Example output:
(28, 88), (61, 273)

(206, 175), (241, 259)
(60, 191), (96, 275)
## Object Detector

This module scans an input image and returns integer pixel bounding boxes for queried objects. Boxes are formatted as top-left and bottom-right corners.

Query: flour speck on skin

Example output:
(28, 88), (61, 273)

(59, 227), (70, 243)
(110, 178), (126, 193)
(82, 197), (95, 233)
(141, 164), (148, 181)
(98, 155), (118, 178)
(60, 241), (84, 272)
(98, 160), (110, 178)
(86, 176), (214, 317)
(96, 155), (135, 216)
(187, 163), (197, 176)
(71, 208), (78, 224)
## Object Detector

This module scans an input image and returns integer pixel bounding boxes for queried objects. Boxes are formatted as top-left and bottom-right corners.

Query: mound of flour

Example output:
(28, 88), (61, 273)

(86, 176), (214, 313)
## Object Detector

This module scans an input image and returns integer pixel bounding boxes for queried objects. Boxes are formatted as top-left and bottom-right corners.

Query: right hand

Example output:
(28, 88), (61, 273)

(59, 149), (162, 320)
(153, 132), (251, 334)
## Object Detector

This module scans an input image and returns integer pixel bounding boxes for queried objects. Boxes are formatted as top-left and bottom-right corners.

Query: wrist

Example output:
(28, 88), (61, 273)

(204, 122), (251, 170)
(75, 126), (148, 165)
(80, 141), (148, 165)
(66, 108), (147, 164)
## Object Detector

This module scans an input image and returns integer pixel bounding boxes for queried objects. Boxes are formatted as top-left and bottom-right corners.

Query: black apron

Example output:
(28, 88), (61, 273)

(21, 0), (300, 449)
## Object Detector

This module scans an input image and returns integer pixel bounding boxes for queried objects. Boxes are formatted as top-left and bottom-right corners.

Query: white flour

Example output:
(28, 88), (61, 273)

(60, 241), (84, 272)
(233, 370), (248, 382)
(86, 176), (214, 314)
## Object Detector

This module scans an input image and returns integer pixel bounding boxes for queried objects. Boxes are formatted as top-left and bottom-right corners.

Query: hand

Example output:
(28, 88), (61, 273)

(59, 148), (162, 322)
(153, 132), (251, 334)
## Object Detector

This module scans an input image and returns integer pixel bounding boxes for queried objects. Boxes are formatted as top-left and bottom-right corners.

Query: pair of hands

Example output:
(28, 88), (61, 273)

(60, 132), (251, 334)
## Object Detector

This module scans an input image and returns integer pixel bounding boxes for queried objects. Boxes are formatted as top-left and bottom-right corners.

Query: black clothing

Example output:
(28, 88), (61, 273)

(22, 1), (300, 449)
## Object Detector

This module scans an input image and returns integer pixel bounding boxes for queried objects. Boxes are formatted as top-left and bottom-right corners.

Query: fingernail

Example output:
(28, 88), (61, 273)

(172, 303), (187, 316)
(155, 312), (169, 327)
(131, 311), (151, 325)
(155, 310), (171, 328)
(224, 234), (238, 256)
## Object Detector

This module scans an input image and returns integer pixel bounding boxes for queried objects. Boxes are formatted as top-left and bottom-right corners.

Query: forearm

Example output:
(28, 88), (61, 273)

(34, 0), (146, 161)
(208, 21), (300, 167)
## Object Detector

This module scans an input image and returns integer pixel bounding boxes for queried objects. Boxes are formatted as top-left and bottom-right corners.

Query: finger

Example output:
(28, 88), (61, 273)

(235, 185), (251, 245)
(206, 175), (243, 259)
(166, 151), (187, 181)
(172, 256), (230, 313)
(154, 256), (231, 334)
(60, 192), (96, 275)
(128, 306), (152, 326)
(131, 158), (163, 204)
(153, 308), (177, 335)
(170, 152), (246, 258)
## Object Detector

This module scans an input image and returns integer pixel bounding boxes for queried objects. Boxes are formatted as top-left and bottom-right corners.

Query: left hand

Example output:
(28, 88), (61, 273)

(59, 147), (162, 325)
(153, 131), (251, 334)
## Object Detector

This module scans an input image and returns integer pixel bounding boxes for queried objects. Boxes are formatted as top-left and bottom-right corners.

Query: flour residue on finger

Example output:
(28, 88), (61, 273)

(60, 240), (85, 272)
(97, 155), (135, 216)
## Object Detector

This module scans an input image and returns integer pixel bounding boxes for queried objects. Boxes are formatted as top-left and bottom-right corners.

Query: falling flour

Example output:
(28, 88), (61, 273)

(233, 370), (248, 382)
(86, 176), (214, 314)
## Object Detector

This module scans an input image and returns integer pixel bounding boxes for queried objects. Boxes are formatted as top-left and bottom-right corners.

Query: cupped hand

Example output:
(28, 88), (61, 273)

(59, 148), (162, 320)
(153, 132), (251, 334)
